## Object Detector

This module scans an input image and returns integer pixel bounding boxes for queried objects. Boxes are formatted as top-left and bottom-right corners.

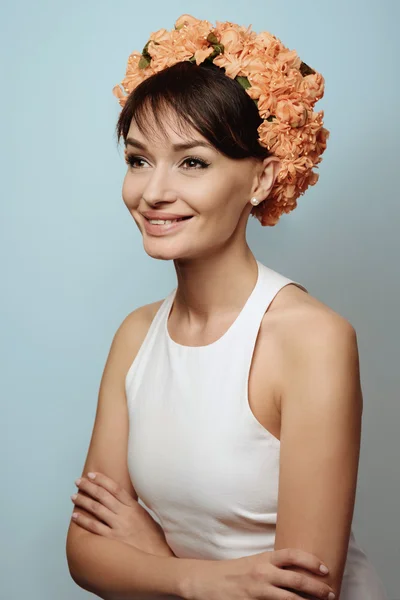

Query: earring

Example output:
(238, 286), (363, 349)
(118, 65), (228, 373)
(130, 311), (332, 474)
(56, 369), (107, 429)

(250, 197), (260, 206)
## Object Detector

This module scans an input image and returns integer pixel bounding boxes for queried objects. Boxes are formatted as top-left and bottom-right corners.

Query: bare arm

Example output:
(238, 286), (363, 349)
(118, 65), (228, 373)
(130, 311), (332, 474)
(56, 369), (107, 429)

(274, 312), (363, 600)
(128, 503), (177, 557)
(67, 530), (193, 600)
(65, 304), (189, 599)
(114, 492), (178, 558)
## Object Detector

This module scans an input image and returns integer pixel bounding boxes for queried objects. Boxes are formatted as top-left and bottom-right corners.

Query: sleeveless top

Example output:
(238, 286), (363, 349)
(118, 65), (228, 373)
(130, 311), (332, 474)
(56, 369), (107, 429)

(125, 260), (388, 599)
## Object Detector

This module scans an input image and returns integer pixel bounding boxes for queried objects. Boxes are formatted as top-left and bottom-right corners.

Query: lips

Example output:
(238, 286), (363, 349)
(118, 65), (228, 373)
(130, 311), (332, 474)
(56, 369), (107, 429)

(141, 211), (193, 220)
(142, 214), (193, 236)
(146, 216), (192, 222)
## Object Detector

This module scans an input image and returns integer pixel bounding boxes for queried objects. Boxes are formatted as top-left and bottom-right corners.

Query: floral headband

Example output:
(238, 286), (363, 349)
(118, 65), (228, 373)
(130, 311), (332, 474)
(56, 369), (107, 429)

(112, 14), (330, 226)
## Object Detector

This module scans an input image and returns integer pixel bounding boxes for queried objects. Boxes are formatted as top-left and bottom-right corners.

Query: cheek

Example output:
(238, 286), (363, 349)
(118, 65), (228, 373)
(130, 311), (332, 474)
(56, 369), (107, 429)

(122, 176), (140, 209)
(202, 181), (244, 216)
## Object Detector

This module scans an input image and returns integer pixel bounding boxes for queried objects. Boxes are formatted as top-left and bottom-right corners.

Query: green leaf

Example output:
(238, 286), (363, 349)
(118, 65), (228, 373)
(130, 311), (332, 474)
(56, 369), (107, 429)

(207, 32), (219, 45)
(206, 43), (224, 61)
(235, 75), (251, 90)
(138, 56), (150, 69)
(141, 39), (157, 63)
(142, 40), (151, 54)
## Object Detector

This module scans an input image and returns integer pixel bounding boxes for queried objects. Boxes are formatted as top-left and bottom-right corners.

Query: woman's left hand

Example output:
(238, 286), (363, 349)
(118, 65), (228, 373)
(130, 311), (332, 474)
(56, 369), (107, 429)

(71, 472), (142, 547)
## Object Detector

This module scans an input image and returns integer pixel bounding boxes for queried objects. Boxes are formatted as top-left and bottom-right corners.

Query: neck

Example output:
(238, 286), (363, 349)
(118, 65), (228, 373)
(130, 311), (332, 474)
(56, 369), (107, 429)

(171, 248), (259, 329)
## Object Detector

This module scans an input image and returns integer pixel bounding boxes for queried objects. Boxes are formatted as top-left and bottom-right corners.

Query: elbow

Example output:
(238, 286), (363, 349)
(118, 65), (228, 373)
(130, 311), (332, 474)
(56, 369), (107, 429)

(66, 530), (95, 593)
(66, 560), (86, 592)
(66, 530), (125, 600)
(66, 553), (88, 592)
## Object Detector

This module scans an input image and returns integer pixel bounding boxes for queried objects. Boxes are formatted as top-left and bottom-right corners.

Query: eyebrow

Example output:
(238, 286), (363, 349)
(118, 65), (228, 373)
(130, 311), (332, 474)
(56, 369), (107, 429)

(125, 137), (214, 152)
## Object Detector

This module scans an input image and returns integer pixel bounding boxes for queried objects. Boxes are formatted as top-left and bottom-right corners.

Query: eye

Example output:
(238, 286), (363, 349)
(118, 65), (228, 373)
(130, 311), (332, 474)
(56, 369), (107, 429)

(181, 157), (210, 170)
(125, 155), (148, 169)
(124, 154), (210, 170)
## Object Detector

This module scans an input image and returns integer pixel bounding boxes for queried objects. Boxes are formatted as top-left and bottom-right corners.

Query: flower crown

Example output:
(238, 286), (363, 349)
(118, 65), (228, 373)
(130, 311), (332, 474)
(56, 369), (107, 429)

(112, 14), (330, 226)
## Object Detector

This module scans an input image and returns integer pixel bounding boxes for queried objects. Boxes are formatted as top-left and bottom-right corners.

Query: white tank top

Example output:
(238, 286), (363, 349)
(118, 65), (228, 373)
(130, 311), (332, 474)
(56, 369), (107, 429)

(126, 260), (388, 599)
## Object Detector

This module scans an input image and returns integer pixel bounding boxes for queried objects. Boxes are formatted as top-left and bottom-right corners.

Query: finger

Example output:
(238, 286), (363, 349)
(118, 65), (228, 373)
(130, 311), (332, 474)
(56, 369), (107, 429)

(75, 478), (119, 514)
(272, 548), (330, 576)
(84, 472), (136, 507)
(71, 492), (116, 528)
(271, 566), (335, 600)
(71, 510), (111, 537)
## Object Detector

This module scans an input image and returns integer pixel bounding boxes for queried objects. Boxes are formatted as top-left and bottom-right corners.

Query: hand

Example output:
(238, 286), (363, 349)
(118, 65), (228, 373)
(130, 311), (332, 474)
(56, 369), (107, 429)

(71, 472), (174, 556)
(183, 548), (335, 600)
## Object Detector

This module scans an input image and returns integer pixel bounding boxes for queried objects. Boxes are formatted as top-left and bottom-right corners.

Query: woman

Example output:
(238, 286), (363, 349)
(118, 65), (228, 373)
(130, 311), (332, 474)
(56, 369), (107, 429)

(66, 15), (388, 600)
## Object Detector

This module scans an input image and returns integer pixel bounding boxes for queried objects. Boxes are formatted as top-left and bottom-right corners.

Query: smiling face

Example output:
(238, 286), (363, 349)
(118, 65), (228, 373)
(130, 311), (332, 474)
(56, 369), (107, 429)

(122, 107), (278, 261)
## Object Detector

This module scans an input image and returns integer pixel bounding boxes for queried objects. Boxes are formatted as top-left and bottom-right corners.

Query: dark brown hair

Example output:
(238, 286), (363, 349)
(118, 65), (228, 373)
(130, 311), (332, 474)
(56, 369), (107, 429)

(115, 60), (271, 161)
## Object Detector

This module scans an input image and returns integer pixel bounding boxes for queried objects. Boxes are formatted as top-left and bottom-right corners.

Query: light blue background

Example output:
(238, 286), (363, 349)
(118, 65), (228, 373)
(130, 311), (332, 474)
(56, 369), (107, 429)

(1, 0), (398, 598)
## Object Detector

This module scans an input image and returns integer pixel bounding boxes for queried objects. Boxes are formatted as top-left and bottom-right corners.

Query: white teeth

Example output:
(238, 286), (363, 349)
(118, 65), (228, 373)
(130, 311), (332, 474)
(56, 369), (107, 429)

(149, 219), (179, 225)
(148, 217), (187, 225)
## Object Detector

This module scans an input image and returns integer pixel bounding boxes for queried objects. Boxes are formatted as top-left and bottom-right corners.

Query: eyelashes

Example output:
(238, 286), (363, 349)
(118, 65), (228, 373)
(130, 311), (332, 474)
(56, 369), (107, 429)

(124, 153), (211, 170)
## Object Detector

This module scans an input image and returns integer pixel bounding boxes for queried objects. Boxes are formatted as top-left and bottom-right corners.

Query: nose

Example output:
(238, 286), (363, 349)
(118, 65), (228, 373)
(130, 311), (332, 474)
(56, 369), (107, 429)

(141, 164), (177, 207)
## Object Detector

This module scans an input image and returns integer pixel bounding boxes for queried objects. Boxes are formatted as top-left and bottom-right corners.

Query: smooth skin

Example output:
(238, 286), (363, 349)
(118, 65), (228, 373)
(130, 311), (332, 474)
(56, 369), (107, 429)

(67, 105), (362, 600)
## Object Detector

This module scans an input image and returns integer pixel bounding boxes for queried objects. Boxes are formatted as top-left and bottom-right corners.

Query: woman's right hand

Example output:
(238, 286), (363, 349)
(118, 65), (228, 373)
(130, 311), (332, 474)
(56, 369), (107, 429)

(182, 548), (335, 600)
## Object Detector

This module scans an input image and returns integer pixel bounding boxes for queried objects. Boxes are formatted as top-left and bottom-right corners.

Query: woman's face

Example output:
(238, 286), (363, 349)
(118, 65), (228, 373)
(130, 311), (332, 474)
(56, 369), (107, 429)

(122, 112), (268, 261)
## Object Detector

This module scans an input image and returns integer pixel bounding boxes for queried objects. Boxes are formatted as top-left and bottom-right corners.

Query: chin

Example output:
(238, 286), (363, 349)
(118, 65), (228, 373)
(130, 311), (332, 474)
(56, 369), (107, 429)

(142, 242), (185, 262)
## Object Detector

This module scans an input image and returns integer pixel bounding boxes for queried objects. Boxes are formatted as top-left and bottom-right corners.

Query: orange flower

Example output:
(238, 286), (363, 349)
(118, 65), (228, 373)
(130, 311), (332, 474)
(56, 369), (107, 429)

(214, 20), (252, 39)
(299, 73), (325, 107)
(149, 37), (192, 71)
(176, 26), (212, 56)
(112, 85), (126, 107)
(257, 93), (278, 119)
(175, 14), (203, 29)
(213, 53), (246, 79)
(275, 99), (308, 128)
(255, 30), (279, 49)
(149, 28), (171, 44)
(254, 31), (285, 60)
(276, 49), (302, 71)
(175, 19), (213, 46)
(242, 55), (270, 75)
(194, 47), (215, 65)
(147, 38), (176, 61)
(218, 28), (245, 55)
(246, 71), (274, 99)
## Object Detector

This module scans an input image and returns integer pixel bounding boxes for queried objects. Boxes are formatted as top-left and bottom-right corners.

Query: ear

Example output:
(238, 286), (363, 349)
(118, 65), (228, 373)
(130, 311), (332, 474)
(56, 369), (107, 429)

(251, 156), (282, 201)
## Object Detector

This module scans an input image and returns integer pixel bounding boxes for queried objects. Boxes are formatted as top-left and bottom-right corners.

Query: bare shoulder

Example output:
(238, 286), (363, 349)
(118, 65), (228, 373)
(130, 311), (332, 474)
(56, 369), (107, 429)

(262, 284), (357, 405)
(271, 284), (355, 351)
(121, 297), (164, 330)
(268, 283), (355, 337)
(117, 298), (165, 373)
